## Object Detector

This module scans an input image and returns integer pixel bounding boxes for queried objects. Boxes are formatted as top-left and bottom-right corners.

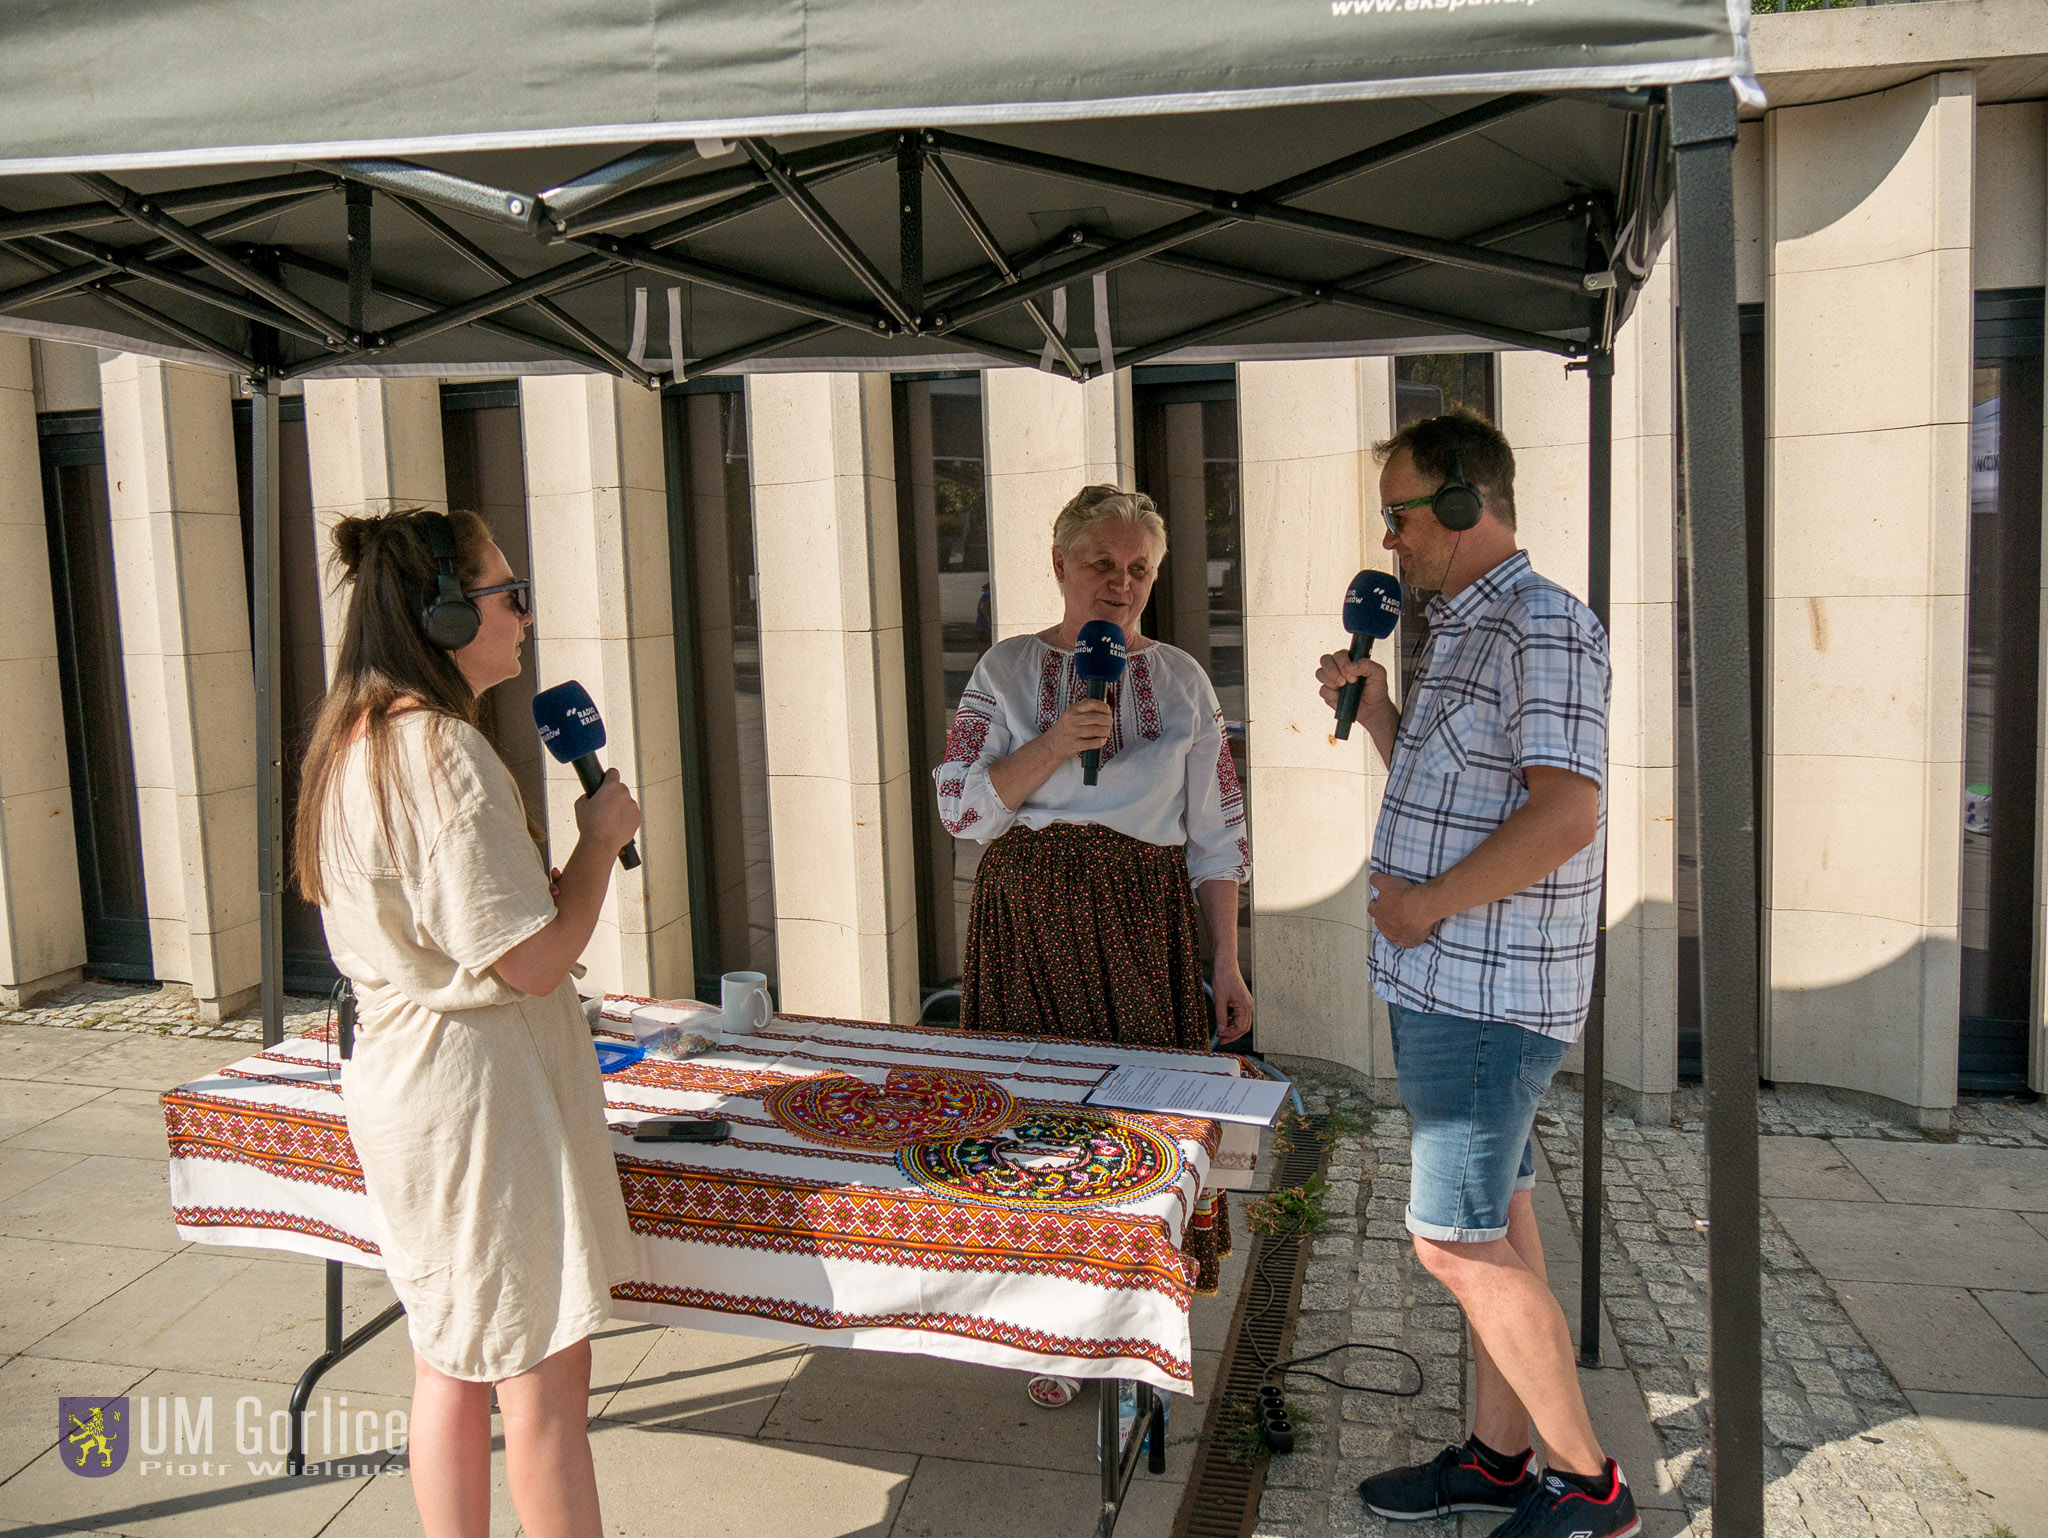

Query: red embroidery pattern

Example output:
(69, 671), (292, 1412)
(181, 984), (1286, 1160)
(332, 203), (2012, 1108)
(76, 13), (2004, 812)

(220, 1067), (343, 1096)
(942, 701), (994, 766)
(763, 1069), (1017, 1151)
(952, 806), (981, 833)
(609, 1282), (1193, 1382)
(606, 1057), (792, 1098)
(173, 1205), (380, 1255)
(1215, 713), (1244, 820)
(1036, 646), (1065, 734)
(164, 1092), (364, 1192)
(1132, 653), (1161, 740)
(937, 776), (966, 801)
(611, 1161), (1192, 1299)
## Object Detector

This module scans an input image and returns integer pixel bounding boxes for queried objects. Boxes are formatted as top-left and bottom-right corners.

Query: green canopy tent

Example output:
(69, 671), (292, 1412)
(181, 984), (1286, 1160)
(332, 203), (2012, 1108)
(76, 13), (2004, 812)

(0, 3), (1763, 1529)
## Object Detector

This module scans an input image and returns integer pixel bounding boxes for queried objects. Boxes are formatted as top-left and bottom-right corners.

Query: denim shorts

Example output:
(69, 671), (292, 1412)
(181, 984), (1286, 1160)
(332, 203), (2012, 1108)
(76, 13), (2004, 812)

(1388, 1003), (1570, 1243)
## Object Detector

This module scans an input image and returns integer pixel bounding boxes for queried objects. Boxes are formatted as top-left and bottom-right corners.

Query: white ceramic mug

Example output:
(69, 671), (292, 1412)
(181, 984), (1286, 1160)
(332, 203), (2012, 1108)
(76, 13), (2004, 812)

(720, 971), (772, 1036)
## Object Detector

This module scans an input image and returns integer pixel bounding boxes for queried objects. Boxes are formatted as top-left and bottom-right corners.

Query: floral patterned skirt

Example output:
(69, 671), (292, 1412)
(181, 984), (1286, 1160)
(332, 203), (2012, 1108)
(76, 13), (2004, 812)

(960, 821), (1232, 1291)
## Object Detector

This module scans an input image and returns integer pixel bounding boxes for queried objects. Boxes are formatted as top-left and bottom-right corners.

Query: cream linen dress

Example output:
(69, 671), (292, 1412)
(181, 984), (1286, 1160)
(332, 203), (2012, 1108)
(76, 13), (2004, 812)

(319, 711), (636, 1382)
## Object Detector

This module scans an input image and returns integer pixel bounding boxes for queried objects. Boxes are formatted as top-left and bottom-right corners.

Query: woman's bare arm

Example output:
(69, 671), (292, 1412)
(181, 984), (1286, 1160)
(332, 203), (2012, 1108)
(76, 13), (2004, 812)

(492, 770), (640, 996)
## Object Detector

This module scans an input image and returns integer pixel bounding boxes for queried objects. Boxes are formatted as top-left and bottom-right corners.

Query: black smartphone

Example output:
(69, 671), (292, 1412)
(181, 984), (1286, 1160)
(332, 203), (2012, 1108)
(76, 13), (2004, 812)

(631, 1117), (730, 1144)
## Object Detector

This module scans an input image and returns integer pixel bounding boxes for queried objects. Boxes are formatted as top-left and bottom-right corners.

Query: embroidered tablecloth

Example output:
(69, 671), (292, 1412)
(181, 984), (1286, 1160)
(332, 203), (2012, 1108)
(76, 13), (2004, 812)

(161, 1002), (1267, 1395)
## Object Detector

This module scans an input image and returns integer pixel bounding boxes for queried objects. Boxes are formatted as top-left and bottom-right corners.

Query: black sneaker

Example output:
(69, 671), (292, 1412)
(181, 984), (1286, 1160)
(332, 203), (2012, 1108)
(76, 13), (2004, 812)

(1357, 1441), (1539, 1520)
(1494, 1462), (1641, 1538)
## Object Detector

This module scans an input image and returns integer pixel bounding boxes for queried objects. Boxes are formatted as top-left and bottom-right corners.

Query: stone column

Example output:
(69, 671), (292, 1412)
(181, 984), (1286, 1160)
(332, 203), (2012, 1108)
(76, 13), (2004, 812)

(746, 372), (920, 1024)
(1238, 358), (1395, 1094)
(520, 373), (692, 999)
(99, 355), (259, 1020)
(1765, 73), (1974, 1122)
(982, 368), (1134, 641)
(0, 336), (87, 1006)
(303, 378), (448, 672)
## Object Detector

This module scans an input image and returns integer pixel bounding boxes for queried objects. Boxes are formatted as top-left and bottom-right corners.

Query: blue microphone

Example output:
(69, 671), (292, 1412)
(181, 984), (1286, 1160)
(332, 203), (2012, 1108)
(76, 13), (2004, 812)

(1334, 571), (1403, 740)
(1072, 619), (1128, 787)
(532, 680), (641, 870)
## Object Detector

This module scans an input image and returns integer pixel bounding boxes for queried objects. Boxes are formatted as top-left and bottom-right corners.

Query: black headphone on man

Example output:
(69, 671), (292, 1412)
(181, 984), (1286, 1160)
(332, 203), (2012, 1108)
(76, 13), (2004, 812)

(417, 511), (481, 651)
(1431, 435), (1485, 532)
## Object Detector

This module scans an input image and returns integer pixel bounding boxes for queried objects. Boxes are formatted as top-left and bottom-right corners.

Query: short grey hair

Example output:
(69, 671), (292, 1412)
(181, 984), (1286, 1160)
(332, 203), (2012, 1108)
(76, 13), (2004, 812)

(1052, 484), (1167, 556)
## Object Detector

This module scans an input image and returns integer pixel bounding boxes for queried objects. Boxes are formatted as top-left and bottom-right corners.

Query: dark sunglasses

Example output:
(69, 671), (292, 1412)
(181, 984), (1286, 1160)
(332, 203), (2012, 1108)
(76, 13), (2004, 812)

(1380, 494), (1434, 536)
(465, 579), (531, 618)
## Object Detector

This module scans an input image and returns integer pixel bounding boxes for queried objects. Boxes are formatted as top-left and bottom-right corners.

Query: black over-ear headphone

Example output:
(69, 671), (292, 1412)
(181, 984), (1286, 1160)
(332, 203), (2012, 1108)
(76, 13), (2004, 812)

(417, 511), (481, 651)
(1432, 435), (1485, 532)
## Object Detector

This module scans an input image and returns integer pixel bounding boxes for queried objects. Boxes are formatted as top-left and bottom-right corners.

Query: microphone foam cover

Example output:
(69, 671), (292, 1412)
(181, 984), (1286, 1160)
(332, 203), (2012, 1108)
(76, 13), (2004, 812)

(533, 679), (607, 762)
(1073, 620), (1128, 684)
(1342, 571), (1404, 640)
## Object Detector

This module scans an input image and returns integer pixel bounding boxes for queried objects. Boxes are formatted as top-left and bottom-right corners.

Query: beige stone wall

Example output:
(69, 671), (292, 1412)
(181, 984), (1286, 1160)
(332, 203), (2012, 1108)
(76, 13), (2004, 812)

(520, 374), (692, 999)
(1975, 101), (2046, 290)
(0, 337), (87, 1005)
(99, 355), (259, 1019)
(1764, 73), (1975, 1116)
(303, 379), (448, 674)
(1238, 357), (1394, 1089)
(1497, 280), (1679, 1114)
(745, 372), (919, 1024)
(982, 368), (1134, 641)
(30, 341), (103, 414)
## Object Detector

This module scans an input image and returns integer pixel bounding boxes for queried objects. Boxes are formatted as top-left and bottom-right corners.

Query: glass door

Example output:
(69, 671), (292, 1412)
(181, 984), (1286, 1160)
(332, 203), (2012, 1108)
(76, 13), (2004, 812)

(1959, 289), (2044, 1094)
(39, 411), (152, 979)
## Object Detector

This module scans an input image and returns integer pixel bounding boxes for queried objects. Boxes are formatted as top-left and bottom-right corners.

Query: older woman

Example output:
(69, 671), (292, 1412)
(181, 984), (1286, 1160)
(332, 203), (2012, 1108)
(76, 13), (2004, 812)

(935, 486), (1252, 1392)
(938, 483), (1253, 1047)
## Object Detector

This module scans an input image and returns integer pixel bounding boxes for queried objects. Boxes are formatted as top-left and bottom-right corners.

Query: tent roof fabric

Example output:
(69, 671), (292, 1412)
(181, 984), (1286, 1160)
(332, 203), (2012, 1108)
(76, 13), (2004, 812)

(0, 1), (1746, 378)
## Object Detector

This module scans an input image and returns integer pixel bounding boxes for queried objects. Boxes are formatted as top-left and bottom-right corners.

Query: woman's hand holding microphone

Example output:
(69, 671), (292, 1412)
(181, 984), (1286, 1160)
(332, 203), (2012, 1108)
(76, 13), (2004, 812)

(575, 767), (642, 857)
(988, 697), (1114, 811)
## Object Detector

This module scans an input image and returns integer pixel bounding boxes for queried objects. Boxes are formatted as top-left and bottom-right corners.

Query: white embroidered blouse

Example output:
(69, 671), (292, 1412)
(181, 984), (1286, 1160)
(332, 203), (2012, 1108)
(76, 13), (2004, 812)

(934, 634), (1250, 887)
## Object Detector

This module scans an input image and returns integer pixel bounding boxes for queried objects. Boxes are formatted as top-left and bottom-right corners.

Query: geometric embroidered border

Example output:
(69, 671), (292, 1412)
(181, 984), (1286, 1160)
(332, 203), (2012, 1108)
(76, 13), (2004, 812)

(609, 1280), (1192, 1384)
(613, 1160), (1192, 1302)
(162, 1092), (364, 1192)
(171, 1205), (380, 1255)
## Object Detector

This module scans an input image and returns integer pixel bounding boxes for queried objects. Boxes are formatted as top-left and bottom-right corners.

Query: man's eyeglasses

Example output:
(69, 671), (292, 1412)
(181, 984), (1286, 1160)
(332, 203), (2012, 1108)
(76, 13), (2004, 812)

(465, 579), (531, 618)
(1380, 494), (1434, 536)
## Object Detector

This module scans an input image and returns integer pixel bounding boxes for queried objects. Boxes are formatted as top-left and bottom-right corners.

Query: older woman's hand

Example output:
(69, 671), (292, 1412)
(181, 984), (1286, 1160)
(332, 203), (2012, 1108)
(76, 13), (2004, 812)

(1212, 962), (1254, 1044)
(1040, 697), (1114, 762)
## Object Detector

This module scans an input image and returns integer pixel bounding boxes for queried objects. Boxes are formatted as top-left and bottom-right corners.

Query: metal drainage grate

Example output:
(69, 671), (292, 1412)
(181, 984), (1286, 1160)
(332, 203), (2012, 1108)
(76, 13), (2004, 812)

(1174, 1117), (1334, 1538)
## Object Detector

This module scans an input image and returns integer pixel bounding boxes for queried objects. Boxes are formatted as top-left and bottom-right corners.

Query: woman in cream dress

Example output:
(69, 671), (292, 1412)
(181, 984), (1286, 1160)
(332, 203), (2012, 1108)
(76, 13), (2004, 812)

(294, 509), (641, 1538)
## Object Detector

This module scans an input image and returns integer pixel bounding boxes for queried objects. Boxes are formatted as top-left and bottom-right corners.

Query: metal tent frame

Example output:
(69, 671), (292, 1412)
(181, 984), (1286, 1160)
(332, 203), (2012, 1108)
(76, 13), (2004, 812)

(0, 72), (1762, 1538)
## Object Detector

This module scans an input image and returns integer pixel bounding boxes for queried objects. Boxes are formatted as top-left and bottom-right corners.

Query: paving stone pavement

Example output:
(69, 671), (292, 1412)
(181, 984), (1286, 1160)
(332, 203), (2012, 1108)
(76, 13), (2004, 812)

(0, 977), (330, 1042)
(1255, 1072), (2012, 1538)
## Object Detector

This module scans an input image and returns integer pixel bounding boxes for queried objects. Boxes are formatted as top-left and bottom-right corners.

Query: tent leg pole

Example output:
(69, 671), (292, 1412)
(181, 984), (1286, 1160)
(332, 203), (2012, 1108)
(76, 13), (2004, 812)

(251, 376), (284, 1050)
(1580, 347), (1613, 1369)
(1670, 80), (1764, 1538)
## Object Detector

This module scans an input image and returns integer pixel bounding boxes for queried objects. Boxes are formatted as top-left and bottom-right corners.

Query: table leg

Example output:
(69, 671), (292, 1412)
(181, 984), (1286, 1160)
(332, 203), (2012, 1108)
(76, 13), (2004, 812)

(286, 1259), (406, 1475)
(1093, 1379), (1164, 1538)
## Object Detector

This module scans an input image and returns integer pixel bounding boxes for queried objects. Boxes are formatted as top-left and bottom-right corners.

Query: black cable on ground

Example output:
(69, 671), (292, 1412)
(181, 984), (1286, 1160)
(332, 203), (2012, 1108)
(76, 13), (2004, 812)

(1228, 1148), (1426, 1399)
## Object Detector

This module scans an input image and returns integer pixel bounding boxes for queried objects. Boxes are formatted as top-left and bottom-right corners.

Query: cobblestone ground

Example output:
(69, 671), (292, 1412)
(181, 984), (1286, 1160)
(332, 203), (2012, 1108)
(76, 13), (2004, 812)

(1255, 1071), (2014, 1538)
(0, 976), (331, 1042)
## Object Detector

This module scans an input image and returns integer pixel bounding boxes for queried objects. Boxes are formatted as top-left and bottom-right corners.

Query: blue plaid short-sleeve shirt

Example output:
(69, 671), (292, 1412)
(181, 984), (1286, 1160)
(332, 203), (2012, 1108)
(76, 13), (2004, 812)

(1369, 550), (1610, 1042)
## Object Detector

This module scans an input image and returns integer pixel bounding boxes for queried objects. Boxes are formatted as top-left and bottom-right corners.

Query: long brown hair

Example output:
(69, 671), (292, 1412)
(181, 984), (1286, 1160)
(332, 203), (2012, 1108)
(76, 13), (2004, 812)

(294, 507), (495, 904)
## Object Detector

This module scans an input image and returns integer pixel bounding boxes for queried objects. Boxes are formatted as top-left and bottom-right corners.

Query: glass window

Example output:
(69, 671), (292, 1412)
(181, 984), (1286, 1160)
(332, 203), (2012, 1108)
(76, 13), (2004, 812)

(1960, 288), (2044, 1094)
(666, 382), (778, 1000)
(893, 374), (992, 993)
(1391, 354), (1498, 695)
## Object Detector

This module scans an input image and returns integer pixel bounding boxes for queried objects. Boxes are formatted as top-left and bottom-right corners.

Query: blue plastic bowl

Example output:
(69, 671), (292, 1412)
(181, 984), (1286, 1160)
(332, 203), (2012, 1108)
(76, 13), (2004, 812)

(593, 1040), (646, 1075)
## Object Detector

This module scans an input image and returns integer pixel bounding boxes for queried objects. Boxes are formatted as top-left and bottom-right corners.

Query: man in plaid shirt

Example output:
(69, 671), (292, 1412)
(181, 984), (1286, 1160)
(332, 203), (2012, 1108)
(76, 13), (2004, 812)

(1316, 413), (1637, 1538)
